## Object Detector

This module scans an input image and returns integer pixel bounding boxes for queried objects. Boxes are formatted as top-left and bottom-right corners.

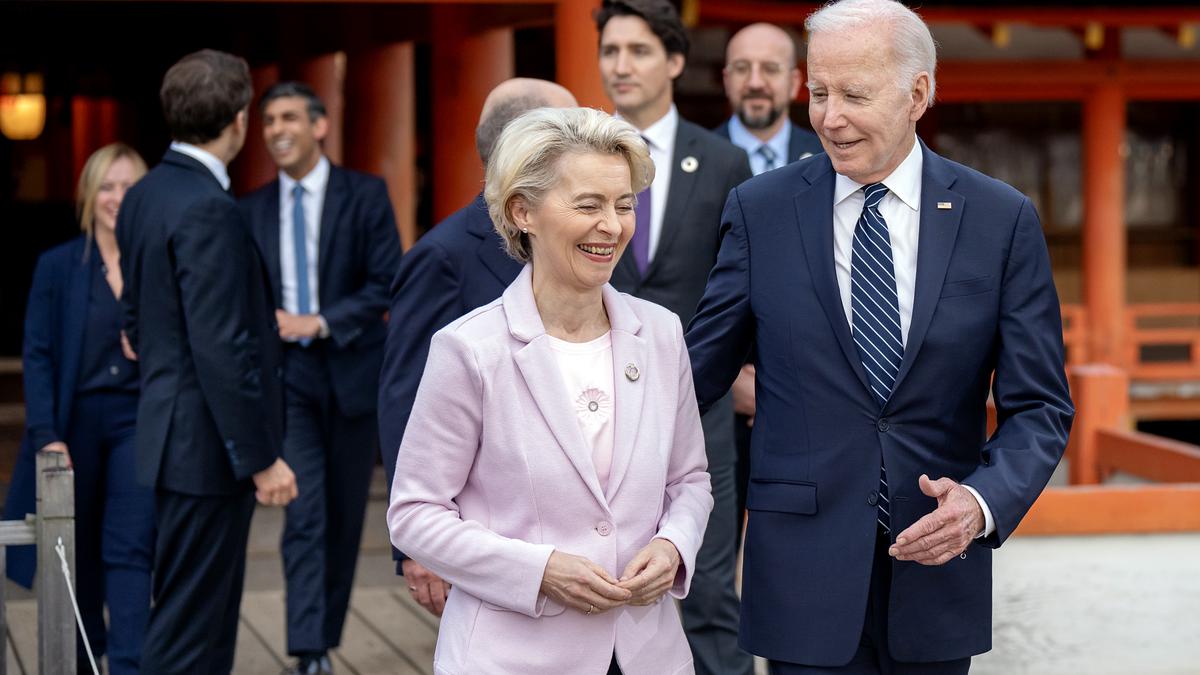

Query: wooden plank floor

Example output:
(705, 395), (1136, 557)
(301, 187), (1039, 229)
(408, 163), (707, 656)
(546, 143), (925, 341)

(4, 469), (439, 675)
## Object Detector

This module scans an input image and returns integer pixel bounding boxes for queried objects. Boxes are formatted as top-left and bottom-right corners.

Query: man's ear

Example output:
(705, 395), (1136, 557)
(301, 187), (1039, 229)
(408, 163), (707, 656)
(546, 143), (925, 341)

(909, 72), (931, 122)
(667, 52), (685, 80)
(313, 115), (330, 143)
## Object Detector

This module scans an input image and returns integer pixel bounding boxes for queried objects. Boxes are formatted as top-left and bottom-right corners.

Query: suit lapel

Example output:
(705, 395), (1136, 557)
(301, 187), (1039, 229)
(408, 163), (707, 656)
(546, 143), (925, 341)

(794, 160), (873, 395)
(599, 285), (645, 502)
(890, 147), (963, 399)
(259, 181), (283, 306)
(648, 123), (701, 281)
(317, 165), (347, 291)
(505, 267), (611, 510)
(465, 195), (521, 286)
(61, 240), (92, 402)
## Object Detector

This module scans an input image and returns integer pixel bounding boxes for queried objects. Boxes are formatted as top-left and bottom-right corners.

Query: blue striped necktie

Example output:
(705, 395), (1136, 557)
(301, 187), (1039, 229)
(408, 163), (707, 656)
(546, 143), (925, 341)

(756, 144), (778, 172)
(850, 182), (901, 533)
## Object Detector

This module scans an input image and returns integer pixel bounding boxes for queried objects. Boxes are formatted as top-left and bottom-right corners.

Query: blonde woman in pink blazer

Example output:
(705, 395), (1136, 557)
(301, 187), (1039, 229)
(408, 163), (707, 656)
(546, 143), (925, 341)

(387, 107), (713, 674)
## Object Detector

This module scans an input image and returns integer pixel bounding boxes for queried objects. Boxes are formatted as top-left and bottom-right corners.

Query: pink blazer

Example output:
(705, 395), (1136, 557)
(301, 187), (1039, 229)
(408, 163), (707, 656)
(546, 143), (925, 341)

(388, 264), (713, 675)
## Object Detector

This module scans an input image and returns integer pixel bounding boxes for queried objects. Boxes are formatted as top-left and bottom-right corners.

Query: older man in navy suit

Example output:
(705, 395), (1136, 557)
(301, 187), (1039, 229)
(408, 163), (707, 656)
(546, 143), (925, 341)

(240, 81), (401, 675)
(377, 77), (575, 616)
(118, 50), (296, 674)
(686, 1), (1073, 673)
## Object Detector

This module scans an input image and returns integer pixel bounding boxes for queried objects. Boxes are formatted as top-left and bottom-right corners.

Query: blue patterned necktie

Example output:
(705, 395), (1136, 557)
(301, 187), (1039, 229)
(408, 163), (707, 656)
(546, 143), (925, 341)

(756, 144), (778, 172)
(292, 183), (313, 346)
(850, 182), (902, 533)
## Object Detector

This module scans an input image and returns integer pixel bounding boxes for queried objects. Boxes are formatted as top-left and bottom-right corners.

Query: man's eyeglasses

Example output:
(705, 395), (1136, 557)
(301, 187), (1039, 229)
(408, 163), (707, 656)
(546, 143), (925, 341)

(724, 61), (791, 78)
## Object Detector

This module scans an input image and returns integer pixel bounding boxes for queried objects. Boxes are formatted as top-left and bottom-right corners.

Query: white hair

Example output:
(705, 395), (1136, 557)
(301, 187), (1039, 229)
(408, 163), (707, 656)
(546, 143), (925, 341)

(805, 0), (938, 103)
(484, 107), (654, 263)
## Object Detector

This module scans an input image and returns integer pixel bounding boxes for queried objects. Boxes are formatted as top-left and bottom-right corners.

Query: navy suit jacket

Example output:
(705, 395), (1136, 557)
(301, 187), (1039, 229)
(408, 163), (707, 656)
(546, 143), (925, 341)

(713, 118), (824, 164)
(378, 194), (519, 482)
(240, 164), (401, 417)
(686, 143), (1074, 665)
(118, 150), (283, 496)
(4, 236), (104, 586)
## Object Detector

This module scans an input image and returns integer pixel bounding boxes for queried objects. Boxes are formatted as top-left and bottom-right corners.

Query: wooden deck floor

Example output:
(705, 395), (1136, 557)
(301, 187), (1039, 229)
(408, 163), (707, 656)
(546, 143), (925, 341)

(4, 468), (441, 675)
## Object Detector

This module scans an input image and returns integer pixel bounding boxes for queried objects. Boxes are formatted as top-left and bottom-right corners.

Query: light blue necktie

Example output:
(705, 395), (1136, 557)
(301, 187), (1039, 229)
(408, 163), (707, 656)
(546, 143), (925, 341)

(292, 184), (312, 347)
(850, 183), (902, 533)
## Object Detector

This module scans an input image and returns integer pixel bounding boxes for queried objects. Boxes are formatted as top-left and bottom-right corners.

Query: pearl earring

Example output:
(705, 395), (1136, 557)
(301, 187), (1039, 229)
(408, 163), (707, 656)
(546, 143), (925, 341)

(521, 228), (529, 234)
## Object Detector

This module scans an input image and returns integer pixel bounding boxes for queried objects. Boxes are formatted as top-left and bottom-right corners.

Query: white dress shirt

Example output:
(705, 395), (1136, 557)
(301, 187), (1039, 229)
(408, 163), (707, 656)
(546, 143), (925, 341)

(726, 115), (791, 176)
(831, 137), (995, 537)
(278, 156), (329, 317)
(169, 141), (230, 191)
(637, 105), (678, 264)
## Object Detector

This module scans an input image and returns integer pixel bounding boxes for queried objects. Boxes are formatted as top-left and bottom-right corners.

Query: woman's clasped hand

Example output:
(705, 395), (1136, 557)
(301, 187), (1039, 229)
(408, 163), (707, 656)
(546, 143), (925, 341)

(540, 538), (682, 614)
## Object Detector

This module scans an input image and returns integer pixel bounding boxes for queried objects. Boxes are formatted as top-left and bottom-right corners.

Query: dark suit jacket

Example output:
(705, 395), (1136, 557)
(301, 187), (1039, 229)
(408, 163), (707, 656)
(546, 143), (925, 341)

(610, 118), (752, 327)
(5, 236), (105, 586)
(240, 164), (401, 418)
(713, 118), (824, 164)
(378, 193), (519, 479)
(118, 149), (283, 496)
(686, 143), (1074, 665)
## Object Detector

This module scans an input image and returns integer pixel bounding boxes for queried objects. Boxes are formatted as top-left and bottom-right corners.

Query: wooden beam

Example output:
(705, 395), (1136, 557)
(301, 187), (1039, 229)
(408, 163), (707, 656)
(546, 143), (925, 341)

(1097, 429), (1200, 483)
(556, 0), (607, 110)
(697, 2), (1200, 28)
(1015, 484), (1200, 535)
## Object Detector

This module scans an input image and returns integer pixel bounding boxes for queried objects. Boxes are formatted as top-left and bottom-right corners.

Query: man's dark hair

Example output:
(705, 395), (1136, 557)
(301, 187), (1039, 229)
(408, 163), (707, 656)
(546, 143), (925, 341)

(594, 0), (690, 60)
(476, 95), (550, 168)
(160, 49), (253, 144)
(259, 81), (327, 121)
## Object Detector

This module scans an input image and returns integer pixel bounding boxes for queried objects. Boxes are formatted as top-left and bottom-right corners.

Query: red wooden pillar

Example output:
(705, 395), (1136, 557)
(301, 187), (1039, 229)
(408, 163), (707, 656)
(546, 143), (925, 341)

(298, 52), (345, 166)
(431, 6), (514, 222)
(1081, 79), (1127, 367)
(71, 97), (119, 181)
(1065, 364), (1129, 485)
(345, 44), (417, 250)
(234, 63), (281, 195)
(556, 0), (607, 110)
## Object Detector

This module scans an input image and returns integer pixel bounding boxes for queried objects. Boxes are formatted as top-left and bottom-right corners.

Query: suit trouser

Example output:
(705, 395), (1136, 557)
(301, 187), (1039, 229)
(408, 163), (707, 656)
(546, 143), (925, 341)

(768, 531), (972, 675)
(282, 345), (378, 654)
(680, 393), (755, 675)
(67, 391), (155, 675)
(141, 488), (255, 675)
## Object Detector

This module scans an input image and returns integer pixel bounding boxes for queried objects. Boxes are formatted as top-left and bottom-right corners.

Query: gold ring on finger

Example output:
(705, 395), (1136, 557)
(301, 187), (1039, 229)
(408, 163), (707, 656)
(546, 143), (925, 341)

(586, 604), (595, 615)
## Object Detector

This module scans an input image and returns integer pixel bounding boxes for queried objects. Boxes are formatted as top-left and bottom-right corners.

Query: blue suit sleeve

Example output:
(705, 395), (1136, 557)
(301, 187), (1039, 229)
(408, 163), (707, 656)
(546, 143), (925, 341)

(685, 186), (756, 412)
(22, 254), (60, 451)
(378, 237), (465, 570)
(965, 197), (1074, 546)
(320, 178), (402, 347)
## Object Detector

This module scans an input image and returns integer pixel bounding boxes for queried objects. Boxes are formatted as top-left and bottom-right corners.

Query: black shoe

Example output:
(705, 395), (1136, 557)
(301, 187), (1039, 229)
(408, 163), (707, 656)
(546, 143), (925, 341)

(280, 654), (333, 675)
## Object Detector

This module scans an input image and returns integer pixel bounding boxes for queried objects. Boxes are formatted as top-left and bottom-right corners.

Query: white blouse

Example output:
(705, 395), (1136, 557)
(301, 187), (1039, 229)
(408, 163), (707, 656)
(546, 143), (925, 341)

(547, 332), (615, 492)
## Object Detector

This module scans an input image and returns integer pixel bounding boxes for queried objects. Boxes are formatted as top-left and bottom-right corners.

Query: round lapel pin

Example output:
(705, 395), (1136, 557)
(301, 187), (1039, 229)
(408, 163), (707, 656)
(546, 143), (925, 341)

(624, 363), (640, 382)
(681, 156), (698, 173)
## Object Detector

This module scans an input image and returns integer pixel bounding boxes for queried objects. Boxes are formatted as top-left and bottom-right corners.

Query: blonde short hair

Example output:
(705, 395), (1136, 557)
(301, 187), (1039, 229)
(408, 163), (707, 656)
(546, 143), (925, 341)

(76, 142), (148, 239)
(484, 107), (654, 263)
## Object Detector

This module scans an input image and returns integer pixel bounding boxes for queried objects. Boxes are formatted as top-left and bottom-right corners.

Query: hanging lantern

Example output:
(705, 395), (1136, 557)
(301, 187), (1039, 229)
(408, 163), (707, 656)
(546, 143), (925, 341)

(0, 72), (47, 141)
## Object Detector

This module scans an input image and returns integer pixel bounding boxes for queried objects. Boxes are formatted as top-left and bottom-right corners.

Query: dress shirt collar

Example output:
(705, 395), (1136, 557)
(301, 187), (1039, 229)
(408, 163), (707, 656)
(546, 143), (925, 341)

(833, 136), (922, 211)
(727, 114), (790, 164)
(169, 141), (230, 191)
(636, 104), (678, 153)
(279, 155), (330, 198)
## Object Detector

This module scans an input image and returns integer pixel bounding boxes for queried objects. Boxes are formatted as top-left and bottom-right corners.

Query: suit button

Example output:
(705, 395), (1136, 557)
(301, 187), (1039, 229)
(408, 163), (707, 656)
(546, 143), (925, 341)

(867, 491), (878, 506)
(224, 440), (236, 451)
(877, 419), (890, 432)
(275, 366), (284, 378)
(595, 521), (612, 536)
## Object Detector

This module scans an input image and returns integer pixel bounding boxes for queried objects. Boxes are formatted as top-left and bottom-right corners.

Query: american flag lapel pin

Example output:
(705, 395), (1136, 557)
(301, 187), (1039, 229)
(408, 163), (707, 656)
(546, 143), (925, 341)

(937, 201), (953, 210)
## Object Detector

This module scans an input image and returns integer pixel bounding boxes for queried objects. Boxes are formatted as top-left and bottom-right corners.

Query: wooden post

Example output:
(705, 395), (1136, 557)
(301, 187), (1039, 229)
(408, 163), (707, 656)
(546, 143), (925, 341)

(344, 43), (417, 250)
(556, 0), (607, 110)
(1081, 79), (1127, 367)
(36, 450), (75, 675)
(298, 52), (346, 166)
(1066, 364), (1129, 485)
(431, 5), (514, 222)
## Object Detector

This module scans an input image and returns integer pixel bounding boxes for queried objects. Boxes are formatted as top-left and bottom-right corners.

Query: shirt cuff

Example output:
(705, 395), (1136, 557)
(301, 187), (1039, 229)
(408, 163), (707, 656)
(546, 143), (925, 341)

(960, 484), (995, 538)
(316, 314), (331, 339)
